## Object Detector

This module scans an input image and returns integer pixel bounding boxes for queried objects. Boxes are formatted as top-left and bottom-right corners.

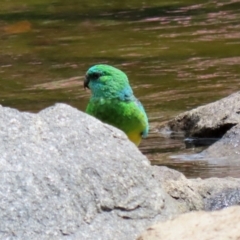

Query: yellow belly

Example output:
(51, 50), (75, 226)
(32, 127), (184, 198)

(127, 131), (142, 146)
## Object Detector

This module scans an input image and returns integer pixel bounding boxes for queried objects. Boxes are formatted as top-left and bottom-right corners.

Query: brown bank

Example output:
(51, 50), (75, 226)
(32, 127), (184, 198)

(137, 206), (240, 240)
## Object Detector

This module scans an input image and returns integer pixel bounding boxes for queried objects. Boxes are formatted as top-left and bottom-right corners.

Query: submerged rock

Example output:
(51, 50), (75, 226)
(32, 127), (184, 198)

(157, 90), (240, 180)
(0, 103), (179, 240)
(160, 91), (240, 138)
(181, 123), (240, 169)
(137, 205), (240, 240)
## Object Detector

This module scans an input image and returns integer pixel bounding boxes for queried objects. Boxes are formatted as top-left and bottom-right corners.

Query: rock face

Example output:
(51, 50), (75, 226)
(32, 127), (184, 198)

(161, 91), (240, 138)
(137, 205), (240, 240)
(0, 103), (179, 240)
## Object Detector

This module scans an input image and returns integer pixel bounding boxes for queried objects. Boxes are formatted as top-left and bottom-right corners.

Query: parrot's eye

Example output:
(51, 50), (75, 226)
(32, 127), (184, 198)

(90, 72), (101, 80)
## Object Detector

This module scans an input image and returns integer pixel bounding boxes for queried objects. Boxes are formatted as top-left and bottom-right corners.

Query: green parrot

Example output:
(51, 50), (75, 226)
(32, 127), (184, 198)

(84, 64), (149, 146)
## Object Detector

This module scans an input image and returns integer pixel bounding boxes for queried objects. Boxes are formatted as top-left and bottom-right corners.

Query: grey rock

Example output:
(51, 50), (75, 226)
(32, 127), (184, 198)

(152, 166), (240, 212)
(160, 91), (240, 138)
(203, 124), (240, 160)
(192, 177), (240, 211)
(205, 188), (240, 211)
(0, 103), (178, 240)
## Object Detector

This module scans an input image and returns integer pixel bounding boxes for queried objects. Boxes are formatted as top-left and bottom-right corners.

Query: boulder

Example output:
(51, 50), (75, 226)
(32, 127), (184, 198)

(0, 103), (179, 240)
(160, 91), (240, 138)
(137, 205), (240, 240)
(1, 103), (240, 239)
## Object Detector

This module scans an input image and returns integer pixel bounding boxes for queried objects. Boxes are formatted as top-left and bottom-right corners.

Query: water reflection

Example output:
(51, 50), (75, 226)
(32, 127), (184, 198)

(1, 0), (240, 178)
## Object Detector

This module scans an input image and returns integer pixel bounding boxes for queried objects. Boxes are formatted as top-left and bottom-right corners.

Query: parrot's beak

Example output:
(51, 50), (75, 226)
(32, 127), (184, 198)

(83, 74), (90, 89)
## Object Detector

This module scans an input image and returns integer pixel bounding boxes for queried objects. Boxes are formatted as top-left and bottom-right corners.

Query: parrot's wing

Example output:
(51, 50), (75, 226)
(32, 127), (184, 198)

(134, 98), (149, 138)
(121, 86), (149, 138)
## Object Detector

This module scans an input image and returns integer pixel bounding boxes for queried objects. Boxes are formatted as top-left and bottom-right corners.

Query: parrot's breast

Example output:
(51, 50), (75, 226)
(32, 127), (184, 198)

(86, 98), (147, 146)
(126, 131), (142, 146)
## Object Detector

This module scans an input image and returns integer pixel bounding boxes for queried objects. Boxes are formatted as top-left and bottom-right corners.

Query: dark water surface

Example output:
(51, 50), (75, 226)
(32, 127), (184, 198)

(1, 0), (240, 178)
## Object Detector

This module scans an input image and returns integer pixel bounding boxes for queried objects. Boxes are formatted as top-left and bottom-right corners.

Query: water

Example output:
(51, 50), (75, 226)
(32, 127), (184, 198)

(1, 0), (240, 178)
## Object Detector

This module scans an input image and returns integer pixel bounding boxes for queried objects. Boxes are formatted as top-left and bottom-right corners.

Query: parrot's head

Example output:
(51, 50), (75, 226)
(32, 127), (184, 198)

(84, 64), (133, 99)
